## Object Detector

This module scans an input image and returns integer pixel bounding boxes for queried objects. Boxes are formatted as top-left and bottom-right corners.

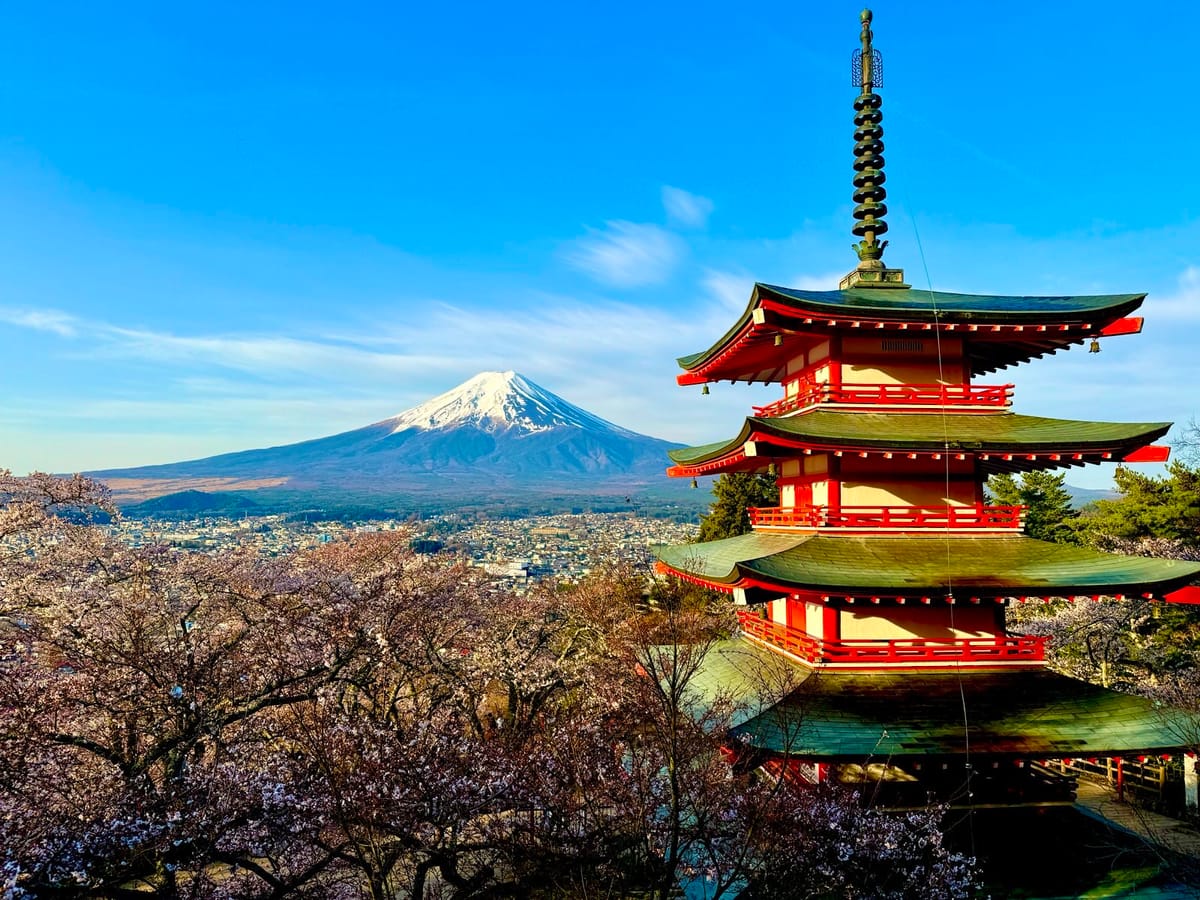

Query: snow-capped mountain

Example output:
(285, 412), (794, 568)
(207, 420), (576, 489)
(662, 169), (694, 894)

(92, 372), (685, 512)
(385, 371), (637, 436)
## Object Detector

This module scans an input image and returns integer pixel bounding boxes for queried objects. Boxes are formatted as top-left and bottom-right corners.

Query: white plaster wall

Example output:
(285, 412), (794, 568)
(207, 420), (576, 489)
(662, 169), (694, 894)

(840, 482), (976, 506)
(843, 363), (950, 384)
(771, 599), (788, 626)
(811, 481), (829, 506)
(838, 606), (999, 641)
(804, 601), (825, 639)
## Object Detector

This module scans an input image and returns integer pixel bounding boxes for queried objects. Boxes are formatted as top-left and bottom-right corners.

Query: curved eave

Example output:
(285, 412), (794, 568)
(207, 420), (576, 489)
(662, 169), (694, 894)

(657, 532), (814, 587)
(688, 642), (1190, 759)
(756, 283), (1146, 325)
(656, 533), (1200, 600)
(666, 411), (1171, 477)
(676, 283), (1146, 383)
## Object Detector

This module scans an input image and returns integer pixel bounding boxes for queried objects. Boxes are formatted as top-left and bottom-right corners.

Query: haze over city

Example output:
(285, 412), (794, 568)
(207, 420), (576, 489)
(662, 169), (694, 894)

(1, 1), (1196, 491)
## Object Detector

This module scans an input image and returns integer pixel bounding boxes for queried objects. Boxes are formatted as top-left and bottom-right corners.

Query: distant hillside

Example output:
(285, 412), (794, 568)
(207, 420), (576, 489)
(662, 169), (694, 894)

(1064, 485), (1119, 508)
(123, 489), (264, 517)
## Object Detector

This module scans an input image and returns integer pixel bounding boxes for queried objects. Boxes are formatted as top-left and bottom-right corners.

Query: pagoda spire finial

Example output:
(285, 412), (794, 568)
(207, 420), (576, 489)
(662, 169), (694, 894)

(858, 8), (877, 95)
(841, 9), (908, 290)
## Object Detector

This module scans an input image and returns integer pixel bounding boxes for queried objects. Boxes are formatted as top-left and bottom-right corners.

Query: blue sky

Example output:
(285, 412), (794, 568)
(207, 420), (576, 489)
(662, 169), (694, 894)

(1, 1), (1197, 490)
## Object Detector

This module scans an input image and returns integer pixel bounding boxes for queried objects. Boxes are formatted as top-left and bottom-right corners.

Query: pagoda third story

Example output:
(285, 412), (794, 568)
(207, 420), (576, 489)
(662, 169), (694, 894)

(655, 10), (1200, 800)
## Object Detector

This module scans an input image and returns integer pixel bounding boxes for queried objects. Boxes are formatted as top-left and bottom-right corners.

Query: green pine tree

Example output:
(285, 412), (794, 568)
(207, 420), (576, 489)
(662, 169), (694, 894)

(695, 473), (778, 542)
(986, 470), (1077, 543)
(1077, 461), (1200, 546)
(1013, 459), (1200, 684)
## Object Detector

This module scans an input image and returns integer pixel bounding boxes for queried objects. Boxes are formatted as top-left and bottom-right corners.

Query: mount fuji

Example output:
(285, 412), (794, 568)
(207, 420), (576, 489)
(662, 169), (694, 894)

(92, 372), (693, 514)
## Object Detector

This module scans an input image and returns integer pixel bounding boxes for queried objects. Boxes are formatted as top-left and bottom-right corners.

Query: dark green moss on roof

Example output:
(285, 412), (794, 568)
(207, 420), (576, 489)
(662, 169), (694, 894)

(677, 283), (1145, 371)
(656, 532), (1200, 596)
(667, 410), (1170, 466)
(687, 639), (1189, 758)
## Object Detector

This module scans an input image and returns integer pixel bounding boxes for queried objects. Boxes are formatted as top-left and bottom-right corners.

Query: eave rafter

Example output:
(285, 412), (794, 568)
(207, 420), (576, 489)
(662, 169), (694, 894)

(666, 450), (749, 477)
(676, 309), (788, 386)
(667, 436), (1170, 479)
(677, 293), (1145, 384)
(655, 561), (1200, 607)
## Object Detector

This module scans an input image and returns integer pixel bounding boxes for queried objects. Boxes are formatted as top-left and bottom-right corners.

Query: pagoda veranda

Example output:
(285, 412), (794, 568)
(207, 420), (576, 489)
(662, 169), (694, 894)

(654, 9), (1200, 804)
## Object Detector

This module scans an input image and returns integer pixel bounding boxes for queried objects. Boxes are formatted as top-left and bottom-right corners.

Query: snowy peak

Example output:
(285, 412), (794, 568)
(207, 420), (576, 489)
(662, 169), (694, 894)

(384, 371), (636, 436)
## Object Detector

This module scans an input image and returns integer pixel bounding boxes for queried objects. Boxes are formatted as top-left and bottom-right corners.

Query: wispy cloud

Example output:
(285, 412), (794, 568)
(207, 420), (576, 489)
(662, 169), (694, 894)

(0, 307), (80, 337)
(0, 306), (460, 384)
(701, 269), (753, 313)
(662, 186), (714, 229)
(97, 325), (456, 380)
(1141, 266), (1200, 322)
(561, 221), (685, 287)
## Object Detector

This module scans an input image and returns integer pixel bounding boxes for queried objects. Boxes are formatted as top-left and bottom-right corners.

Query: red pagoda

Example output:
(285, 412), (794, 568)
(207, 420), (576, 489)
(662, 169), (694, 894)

(656, 10), (1200, 804)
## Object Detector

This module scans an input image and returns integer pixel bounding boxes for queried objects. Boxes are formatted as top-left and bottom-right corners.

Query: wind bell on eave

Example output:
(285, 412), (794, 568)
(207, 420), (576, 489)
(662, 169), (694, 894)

(840, 9), (909, 290)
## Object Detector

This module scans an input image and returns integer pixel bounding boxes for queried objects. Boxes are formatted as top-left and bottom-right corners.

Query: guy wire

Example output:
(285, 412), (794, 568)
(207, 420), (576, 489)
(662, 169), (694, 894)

(911, 211), (976, 854)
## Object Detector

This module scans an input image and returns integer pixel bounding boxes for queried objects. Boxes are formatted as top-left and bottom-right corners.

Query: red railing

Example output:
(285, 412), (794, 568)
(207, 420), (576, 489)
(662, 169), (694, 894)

(737, 610), (1045, 666)
(753, 382), (1014, 417)
(748, 504), (1024, 530)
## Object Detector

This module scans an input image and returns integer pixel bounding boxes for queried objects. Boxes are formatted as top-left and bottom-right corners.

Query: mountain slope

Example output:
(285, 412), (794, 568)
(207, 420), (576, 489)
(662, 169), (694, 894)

(93, 372), (687, 510)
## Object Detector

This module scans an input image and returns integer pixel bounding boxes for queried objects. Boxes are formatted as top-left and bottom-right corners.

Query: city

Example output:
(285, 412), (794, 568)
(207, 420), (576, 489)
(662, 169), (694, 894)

(104, 511), (699, 587)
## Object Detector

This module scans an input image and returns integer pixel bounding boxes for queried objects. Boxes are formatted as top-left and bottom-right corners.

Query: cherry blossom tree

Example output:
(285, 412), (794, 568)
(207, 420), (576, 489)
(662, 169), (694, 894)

(0, 473), (974, 898)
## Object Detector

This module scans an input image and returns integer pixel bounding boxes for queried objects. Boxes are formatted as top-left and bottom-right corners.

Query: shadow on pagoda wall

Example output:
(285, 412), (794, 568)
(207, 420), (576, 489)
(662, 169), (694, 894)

(842, 760), (1077, 808)
(841, 606), (1001, 641)
(762, 755), (1077, 808)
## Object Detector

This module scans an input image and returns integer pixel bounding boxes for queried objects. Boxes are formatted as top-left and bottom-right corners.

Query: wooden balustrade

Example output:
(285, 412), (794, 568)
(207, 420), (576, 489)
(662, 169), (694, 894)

(753, 382), (1014, 417)
(748, 504), (1024, 531)
(737, 609), (1045, 666)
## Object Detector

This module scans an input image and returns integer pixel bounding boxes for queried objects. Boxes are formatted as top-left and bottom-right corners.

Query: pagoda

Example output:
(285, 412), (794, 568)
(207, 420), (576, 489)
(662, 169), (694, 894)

(656, 10), (1200, 805)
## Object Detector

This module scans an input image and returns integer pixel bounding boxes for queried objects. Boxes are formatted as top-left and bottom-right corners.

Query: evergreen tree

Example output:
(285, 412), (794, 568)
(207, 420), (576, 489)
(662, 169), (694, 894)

(695, 472), (778, 542)
(1078, 461), (1200, 546)
(1013, 462), (1200, 685)
(986, 470), (1077, 543)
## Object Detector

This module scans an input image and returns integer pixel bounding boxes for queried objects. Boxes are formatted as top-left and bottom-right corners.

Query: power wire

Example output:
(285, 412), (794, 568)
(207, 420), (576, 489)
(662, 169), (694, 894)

(911, 212), (976, 857)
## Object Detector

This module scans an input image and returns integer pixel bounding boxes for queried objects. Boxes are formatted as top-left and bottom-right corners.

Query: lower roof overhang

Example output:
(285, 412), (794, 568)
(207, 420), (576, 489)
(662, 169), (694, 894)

(689, 638), (1191, 760)
(655, 532), (1200, 602)
(666, 411), (1172, 478)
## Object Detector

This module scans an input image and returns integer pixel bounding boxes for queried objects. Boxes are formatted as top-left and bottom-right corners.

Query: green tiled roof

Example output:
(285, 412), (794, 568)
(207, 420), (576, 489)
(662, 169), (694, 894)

(667, 410), (1170, 466)
(686, 639), (1189, 758)
(656, 532), (1200, 596)
(760, 284), (1145, 323)
(677, 283), (1144, 371)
